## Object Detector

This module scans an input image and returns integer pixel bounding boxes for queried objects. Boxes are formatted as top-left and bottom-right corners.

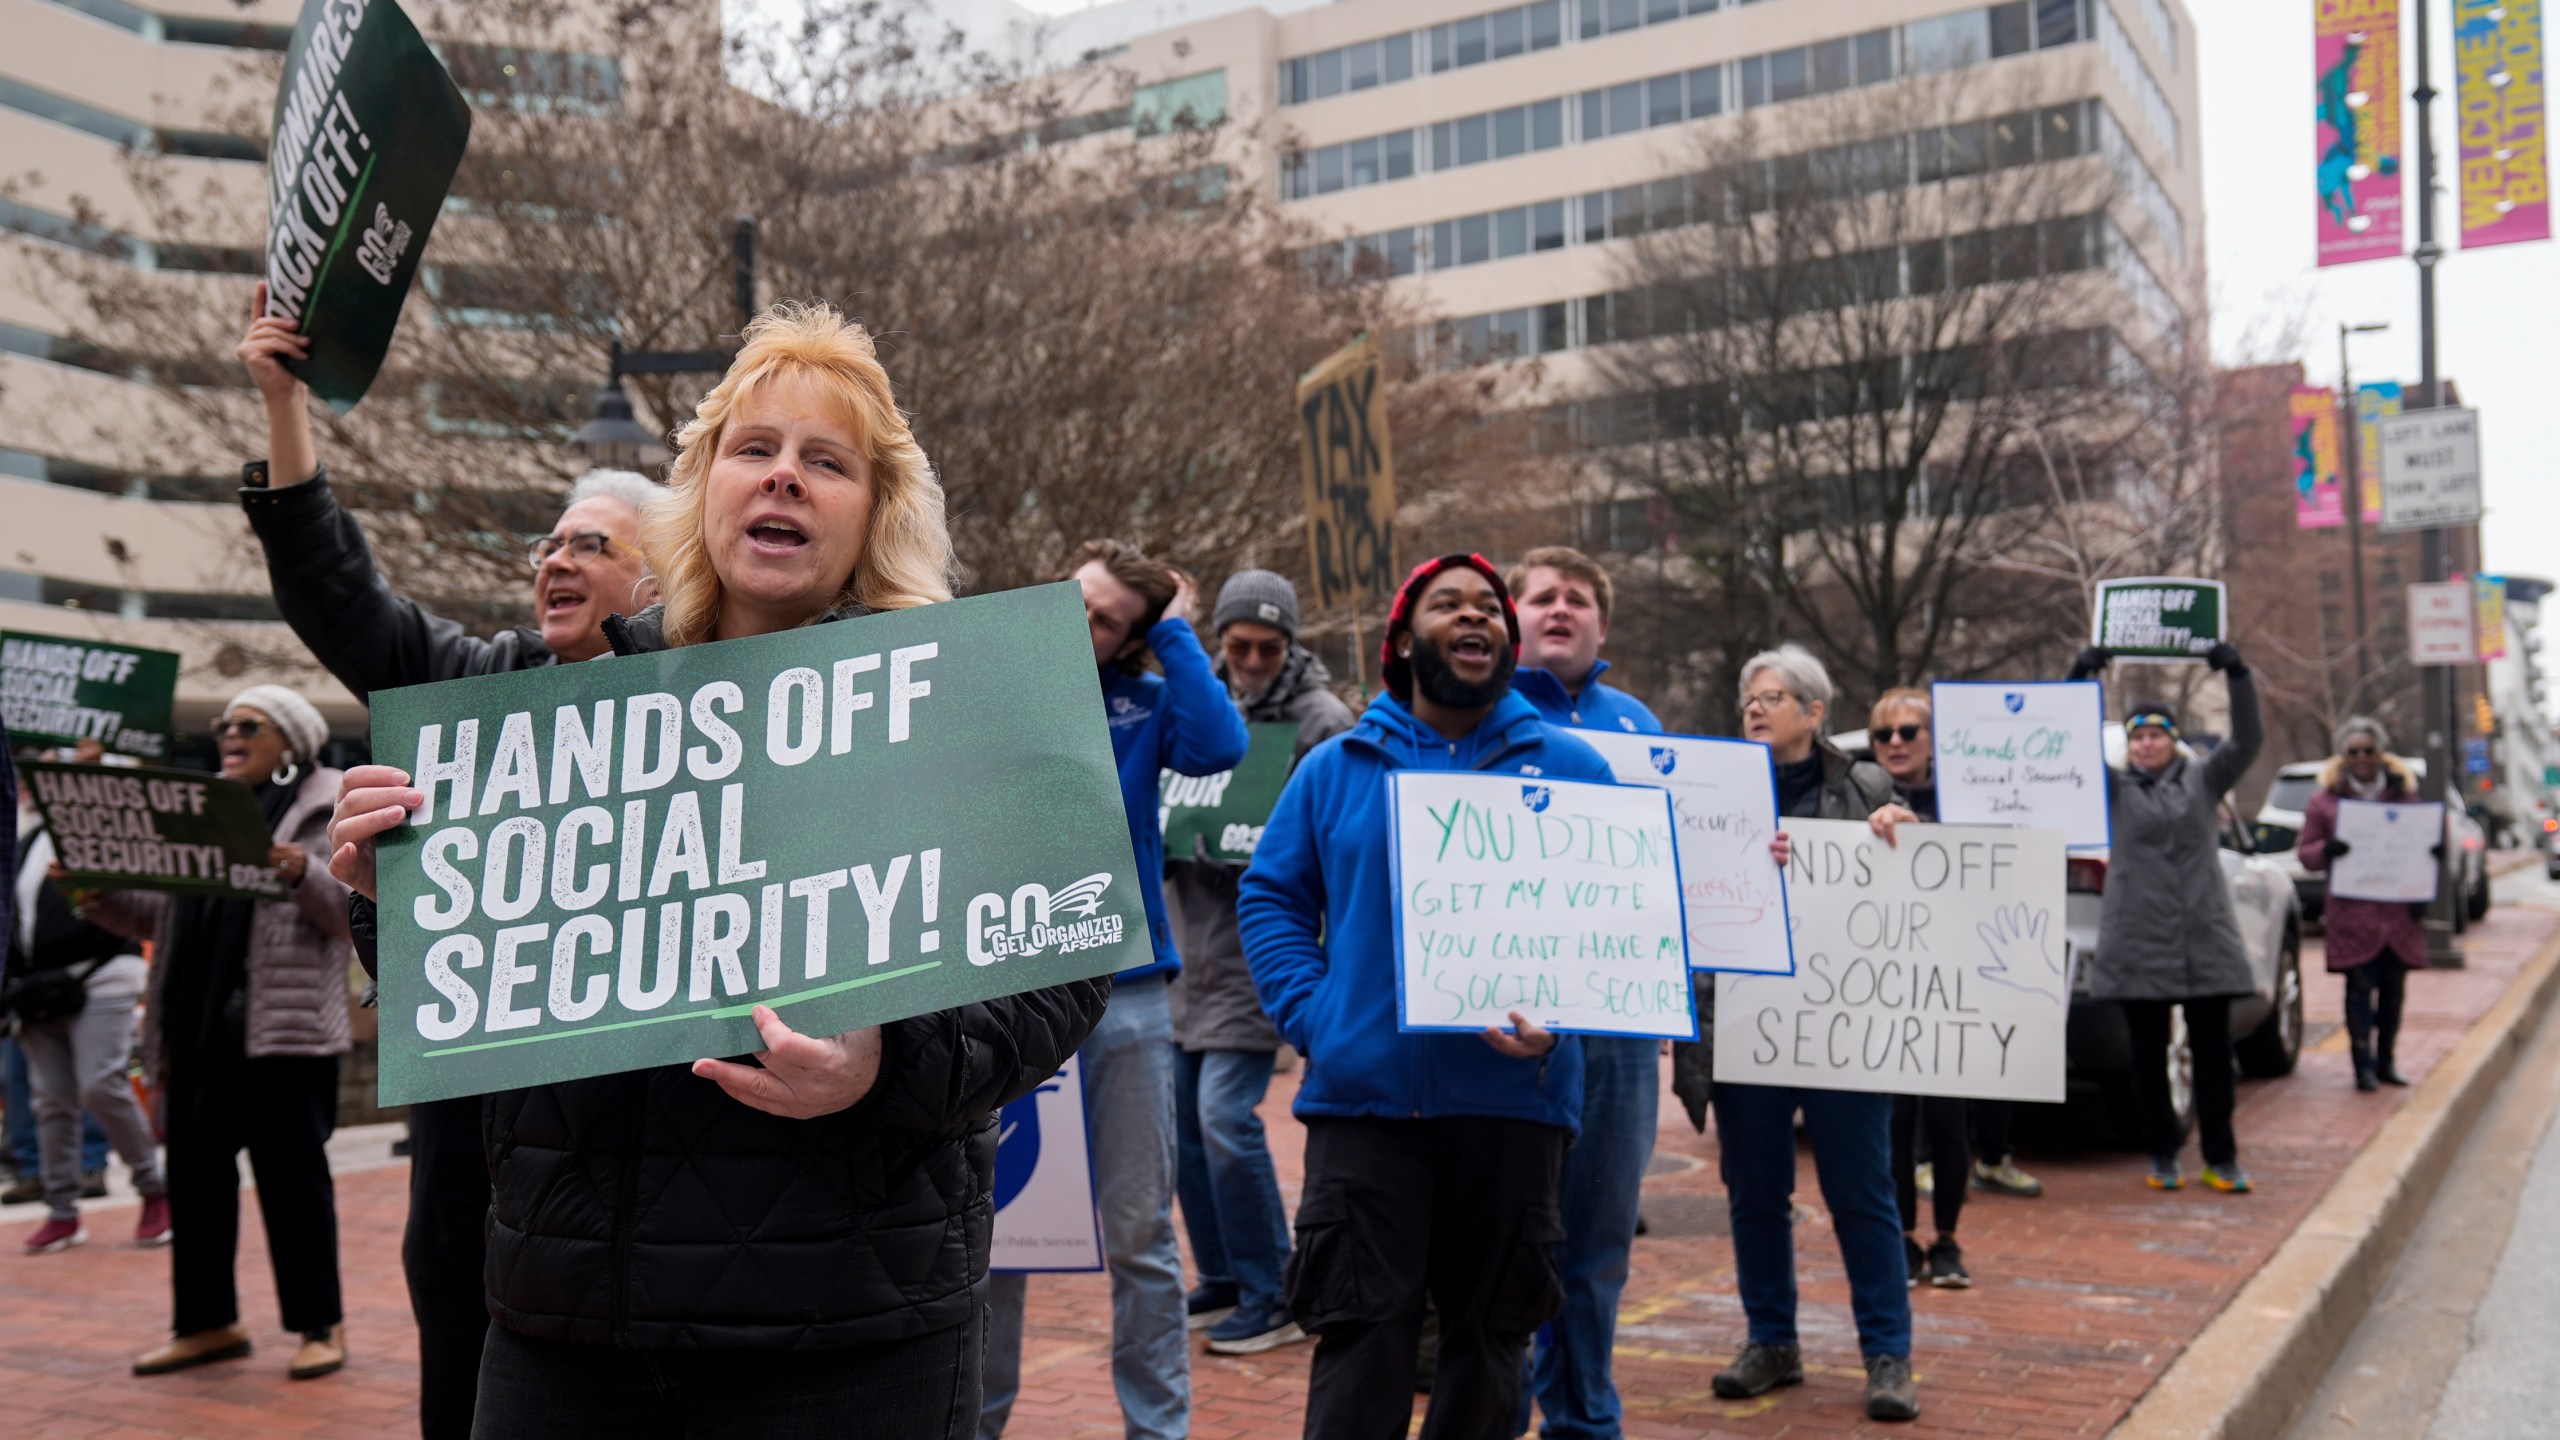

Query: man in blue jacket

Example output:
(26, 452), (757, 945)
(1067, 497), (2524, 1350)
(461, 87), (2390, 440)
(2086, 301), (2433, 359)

(1239, 553), (1613, 1440)
(980, 541), (1249, 1440)
(1505, 546), (1661, 1440)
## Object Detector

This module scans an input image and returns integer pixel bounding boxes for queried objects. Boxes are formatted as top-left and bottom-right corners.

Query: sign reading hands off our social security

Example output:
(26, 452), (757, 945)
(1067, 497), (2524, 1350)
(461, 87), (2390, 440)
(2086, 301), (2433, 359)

(1388, 771), (1694, 1041)
(369, 583), (1142, 1106)
(1714, 818), (2068, 1102)
(1572, 729), (1794, 976)
(1930, 682), (2109, 850)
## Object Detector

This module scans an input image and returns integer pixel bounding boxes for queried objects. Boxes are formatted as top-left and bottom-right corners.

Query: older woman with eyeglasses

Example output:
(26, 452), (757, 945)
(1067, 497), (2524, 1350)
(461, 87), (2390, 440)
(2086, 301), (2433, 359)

(323, 302), (1108, 1438)
(2295, 716), (2431, 1092)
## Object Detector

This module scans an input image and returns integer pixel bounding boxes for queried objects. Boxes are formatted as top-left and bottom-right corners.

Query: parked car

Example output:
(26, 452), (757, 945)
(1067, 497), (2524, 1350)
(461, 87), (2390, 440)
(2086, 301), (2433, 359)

(2252, 758), (2489, 928)
(1835, 723), (2304, 1145)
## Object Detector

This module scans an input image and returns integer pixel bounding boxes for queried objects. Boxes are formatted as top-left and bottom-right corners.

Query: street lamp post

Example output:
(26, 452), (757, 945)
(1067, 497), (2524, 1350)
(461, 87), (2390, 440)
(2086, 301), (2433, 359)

(2338, 321), (2389, 700)
(570, 215), (759, 472)
(2408, 0), (2463, 965)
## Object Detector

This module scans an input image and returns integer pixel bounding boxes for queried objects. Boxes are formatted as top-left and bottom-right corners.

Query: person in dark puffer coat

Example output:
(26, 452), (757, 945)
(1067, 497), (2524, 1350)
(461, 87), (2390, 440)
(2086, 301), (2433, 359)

(327, 304), (1108, 1438)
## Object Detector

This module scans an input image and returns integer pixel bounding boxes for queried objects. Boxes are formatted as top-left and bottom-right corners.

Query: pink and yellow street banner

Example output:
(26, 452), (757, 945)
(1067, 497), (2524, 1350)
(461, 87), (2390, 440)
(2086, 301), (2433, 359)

(2293, 385), (2346, 529)
(2318, 0), (2406, 265)
(2477, 575), (2510, 660)
(2455, 0), (2549, 248)
(2356, 380), (2402, 522)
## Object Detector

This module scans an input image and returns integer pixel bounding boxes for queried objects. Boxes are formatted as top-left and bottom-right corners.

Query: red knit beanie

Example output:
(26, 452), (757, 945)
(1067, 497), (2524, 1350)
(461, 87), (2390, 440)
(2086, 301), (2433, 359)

(1379, 553), (1522, 700)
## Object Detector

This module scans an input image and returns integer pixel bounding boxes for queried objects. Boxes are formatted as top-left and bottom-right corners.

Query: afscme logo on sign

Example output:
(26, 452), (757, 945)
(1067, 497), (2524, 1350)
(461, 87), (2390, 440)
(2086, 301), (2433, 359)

(968, 873), (1124, 963)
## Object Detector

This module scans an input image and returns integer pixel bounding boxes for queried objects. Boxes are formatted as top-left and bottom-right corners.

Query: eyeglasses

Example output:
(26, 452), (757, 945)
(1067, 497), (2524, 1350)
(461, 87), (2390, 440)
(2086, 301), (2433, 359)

(213, 718), (266, 741)
(1870, 723), (1925, 745)
(2343, 745), (2380, 758)
(527, 530), (618, 571)
(1740, 690), (1796, 714)
(1222, 635), (1286, 663)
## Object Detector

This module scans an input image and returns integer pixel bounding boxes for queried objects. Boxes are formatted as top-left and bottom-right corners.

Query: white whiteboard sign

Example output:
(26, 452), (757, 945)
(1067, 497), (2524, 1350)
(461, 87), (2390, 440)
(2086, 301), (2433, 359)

(2408, 581), (2477, 666)
(2329, 799), (2445, 904)
(1714, 819), (2068, 1102)
(2377, 408), (2481, 532)
(1389, 770), (1695, 1040)
(1573, 730), (1793, 976)
(990, 1056), (1102, 1272)
(1930, 682), (2111, 850)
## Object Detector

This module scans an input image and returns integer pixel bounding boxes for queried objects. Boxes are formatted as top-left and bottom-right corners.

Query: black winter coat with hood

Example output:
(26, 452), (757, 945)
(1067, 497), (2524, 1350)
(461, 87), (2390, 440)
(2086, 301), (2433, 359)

(351, 603), (1111, 1349)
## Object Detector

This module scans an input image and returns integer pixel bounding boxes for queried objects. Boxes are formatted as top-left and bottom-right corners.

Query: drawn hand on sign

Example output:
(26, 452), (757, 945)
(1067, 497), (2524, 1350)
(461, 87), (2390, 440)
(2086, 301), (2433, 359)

(691, 1005), (886, 1118)
(1974, 903), (2065, 1006)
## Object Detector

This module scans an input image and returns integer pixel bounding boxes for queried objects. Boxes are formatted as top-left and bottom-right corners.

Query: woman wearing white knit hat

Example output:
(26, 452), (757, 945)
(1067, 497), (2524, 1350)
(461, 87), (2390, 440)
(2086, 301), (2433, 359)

(78, 686), (355, 1381)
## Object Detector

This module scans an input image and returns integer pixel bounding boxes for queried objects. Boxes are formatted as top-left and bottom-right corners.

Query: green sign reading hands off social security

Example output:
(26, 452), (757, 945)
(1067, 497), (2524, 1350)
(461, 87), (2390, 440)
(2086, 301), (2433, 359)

(370, 583), (1143, 1105)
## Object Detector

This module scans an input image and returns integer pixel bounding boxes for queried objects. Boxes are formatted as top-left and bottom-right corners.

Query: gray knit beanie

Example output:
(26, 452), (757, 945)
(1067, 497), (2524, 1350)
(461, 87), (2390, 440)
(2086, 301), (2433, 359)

(1212, 569), (1300, 639)
(225, 684), (328, 767)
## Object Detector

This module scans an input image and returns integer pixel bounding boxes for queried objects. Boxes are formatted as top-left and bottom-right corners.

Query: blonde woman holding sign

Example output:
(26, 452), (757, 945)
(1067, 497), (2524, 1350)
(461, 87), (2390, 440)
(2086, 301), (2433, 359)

(328, 303), (1110, 1438)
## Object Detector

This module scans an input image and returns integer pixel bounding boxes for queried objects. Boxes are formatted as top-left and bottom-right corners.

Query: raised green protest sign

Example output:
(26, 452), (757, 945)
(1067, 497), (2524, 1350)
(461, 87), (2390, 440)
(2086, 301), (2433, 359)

(23, 761), (284, 900)
(2092, 577), (2227, 663)
(263, 0), (472, 412)
(1, 633), (180, 759)
(1159, 722), (1295, 863)
(370, 583), (1143, 1106)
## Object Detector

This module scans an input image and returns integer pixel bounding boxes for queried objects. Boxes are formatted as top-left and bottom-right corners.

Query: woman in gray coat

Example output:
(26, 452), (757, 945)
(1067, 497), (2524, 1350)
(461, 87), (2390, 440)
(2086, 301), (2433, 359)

(2070, 642), (2263, 1193)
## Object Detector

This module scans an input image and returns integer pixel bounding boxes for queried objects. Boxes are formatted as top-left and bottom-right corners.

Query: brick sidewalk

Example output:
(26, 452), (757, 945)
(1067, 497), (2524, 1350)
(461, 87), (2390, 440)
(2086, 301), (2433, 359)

(3, 906), (2552, 1440)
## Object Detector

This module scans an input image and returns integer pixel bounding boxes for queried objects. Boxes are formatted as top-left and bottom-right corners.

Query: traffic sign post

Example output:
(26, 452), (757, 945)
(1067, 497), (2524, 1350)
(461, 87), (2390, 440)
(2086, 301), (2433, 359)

(2408, 580), (2478, 667)
(2378, 407), (2483, 532)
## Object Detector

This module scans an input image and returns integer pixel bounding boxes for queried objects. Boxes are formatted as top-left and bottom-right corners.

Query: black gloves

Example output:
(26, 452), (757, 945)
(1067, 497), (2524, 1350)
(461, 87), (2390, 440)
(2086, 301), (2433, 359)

(2205, 641), (2247, 675)
(2069, 646), (2114, 681)
(2430, 841), (2446, 860)
(2326, 838), (2352, 859)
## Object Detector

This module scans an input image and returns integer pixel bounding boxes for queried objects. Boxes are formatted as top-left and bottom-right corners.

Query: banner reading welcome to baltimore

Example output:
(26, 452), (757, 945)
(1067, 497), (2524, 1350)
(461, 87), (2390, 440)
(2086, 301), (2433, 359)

(371, 583), (1145, 1105)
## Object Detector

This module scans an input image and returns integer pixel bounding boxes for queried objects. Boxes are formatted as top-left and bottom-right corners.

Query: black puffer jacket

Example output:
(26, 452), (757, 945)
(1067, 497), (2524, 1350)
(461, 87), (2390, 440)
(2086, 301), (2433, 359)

(357, 601), (1111, 1349)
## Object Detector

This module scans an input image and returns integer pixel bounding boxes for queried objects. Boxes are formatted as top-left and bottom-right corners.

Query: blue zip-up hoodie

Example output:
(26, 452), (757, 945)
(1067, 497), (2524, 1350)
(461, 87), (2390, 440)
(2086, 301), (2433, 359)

(1104, 615), (1251, 983)
(1512, 659), (1664, 735)
(1237, 689), (1616, 1134)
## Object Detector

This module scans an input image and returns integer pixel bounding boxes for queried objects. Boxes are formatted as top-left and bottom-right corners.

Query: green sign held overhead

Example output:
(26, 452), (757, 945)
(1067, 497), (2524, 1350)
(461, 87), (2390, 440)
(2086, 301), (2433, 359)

(2092, 577), (2228, 663)
(23, 761), (284, 900)
(370, 583), (1145, 1107)
(262, 0), (472, 412)
(0, 632), (180, 759)
(1160, 722), (1296, 864)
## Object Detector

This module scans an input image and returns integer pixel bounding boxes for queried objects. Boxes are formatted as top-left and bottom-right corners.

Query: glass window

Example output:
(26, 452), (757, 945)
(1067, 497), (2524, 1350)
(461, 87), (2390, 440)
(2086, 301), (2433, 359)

(1532, 98), (1564, 148)
(2037, 0), (2080, 47)
(1430, 25), (1454, 72)
(1608, 0), (1640, 32)
(1989, 2), (2032, 57)
(1348, 136), (1382, 186)
(1495, 106), (1528, 156)
(1454, 16), (1488, 66)
(1907, 238), (1946, 292)
(1538, 302), (1569, 354)
(1768, 47), (1807, 101)
(1578, 0), (1603, 39)
(1310, 49), (1342, 98)
(1647, 177), (1686, 227)
(1579, 92), (1604, 141)
(1458, 113), (1490, 165)
(1496, 207), (1530, 257)
(1811, 38), (1853, 93)
(1687, 66), (1722, 117)
(1384, 229), (1418, 274)
(1856, 28), (1895, 83)
(1432, 220), (1457, 268)
(1280, 59), (1305, 105)
(1612, 185), (1647, 235)
(1315, 145), (1345, 193)
(1283, 152), (1309, 198)
(1648, 74), (1684, 126)
(1386, 129), (1416, 178)
(1647, 0), (1681, 20)
(1533, 199), (1567, 249)
(1459, 214), (1492, 264)
(2041, 103), (2083, 157)
(1737, 54), (1766, 108)
(1432, 121), (1456, 168)
(1492, 8), (1526, 58)
(1993, 111), (2036, 167)
(1607, 81), (1641, 134)
(1385, 34), (1414, 82)
(1530, 2), (1563, 48)
(1942, 119), (1988, 176)
(1905, 11), (1988, 72)
(2045, 213), (2092, 271)
(1687, 0), (1720, 12)
(1135, 70), (1228, 134)
(1345, 40), (1379, 90)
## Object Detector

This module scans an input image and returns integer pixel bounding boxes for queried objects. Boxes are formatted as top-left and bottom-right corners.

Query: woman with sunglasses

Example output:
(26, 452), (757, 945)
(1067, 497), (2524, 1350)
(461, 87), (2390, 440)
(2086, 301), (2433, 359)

(78, 689), (354, 1380)
(2294, 717), (2430, 1091)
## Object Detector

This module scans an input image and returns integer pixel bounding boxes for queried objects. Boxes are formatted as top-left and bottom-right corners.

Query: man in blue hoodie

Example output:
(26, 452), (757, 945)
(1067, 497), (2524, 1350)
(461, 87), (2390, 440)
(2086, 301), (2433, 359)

(1505, 546), (1662, 1440)
(980, 540), (1249, 1440)
(1239, 553), (1614, 1440)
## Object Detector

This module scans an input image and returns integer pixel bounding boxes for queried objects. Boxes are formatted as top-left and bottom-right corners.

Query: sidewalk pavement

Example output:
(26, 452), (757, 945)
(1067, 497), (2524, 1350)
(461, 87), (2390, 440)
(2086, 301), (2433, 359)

(2, 905), (2551, 1440)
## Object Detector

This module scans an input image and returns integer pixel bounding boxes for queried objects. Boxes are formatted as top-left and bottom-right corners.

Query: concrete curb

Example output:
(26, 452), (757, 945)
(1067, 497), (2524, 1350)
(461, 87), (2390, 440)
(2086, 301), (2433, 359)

(2109, 919), (2560, 1440)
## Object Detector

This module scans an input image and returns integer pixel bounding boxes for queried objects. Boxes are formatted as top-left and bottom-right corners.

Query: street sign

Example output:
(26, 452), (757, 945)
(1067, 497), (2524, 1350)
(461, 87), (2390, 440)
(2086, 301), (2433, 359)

(2409, 580), (2479, 665)
(2377, 408), (2482, 532)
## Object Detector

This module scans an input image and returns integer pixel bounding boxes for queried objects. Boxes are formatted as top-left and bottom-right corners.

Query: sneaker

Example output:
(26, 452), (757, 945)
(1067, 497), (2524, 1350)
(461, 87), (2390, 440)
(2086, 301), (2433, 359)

(20, 1217), (85, 1255)
(287, 1324), (346, 1380)
(1972, 1158), (2045, 1198)
(2201, 1165), (2253, 1194)
(1915, 1162), (1934, 1196)
(1865, 1353), (1922, 1422)
(1927, 1237), (1972, 1289)
(1905, 1234), (1926, 1287)
(134, 1195), (171, 1248)
(1711, 1341), (1804, 1399)
(0, 1174), (40, 1206)
(1205, 1302), (1307, 1355)
(1184, 1282), (1239, 1332)
(79, 1169), (108, 1200)
(2146, 1157), (2184, 1191)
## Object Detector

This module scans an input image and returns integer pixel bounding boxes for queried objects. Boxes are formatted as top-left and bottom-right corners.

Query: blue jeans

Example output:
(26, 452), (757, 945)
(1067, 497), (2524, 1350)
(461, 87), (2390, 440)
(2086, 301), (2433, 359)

(1712, 1082), (1911, 1360)
(4, 1033), (106, 1177)
(980, 975), (1188, 1440)
(1173, 1048), (1291, 1316)
(1522, 1035), (1658, 1438)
